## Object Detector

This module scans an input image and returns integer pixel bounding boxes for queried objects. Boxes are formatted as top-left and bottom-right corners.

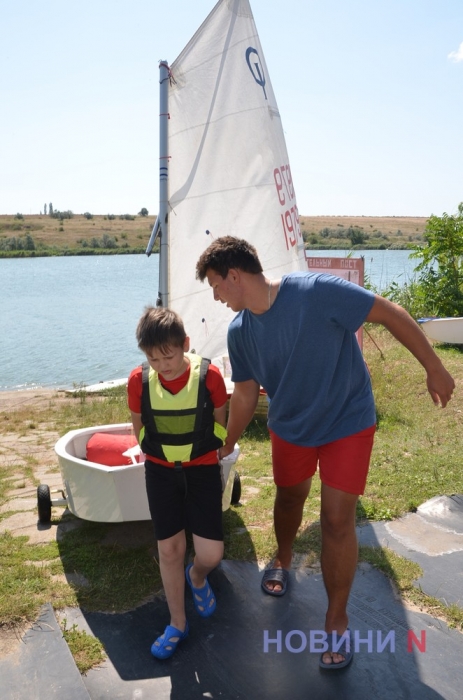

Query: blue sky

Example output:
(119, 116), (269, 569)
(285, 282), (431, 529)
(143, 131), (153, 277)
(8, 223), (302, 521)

(1, 0), (462, 217)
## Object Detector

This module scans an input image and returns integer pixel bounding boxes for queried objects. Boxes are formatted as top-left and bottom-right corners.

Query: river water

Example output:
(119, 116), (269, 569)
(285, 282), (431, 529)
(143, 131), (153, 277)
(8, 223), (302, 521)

(0, 250), (418, 391)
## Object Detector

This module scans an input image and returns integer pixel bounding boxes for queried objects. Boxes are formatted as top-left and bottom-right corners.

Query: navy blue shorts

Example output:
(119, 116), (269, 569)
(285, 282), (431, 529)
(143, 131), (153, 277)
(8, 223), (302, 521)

(144, 460), (224, 541)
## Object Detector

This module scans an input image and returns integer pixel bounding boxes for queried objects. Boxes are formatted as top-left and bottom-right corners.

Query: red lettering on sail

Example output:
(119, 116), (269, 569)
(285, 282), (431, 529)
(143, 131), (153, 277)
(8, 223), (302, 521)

(274, 165), (300, 249)
(274, 168), (286, 205)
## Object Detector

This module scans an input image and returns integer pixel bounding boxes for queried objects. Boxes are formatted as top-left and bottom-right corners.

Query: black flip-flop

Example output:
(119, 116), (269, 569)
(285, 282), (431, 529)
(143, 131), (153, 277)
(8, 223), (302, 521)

(261, 567), (289, 596)
(319, 629), (353, 670)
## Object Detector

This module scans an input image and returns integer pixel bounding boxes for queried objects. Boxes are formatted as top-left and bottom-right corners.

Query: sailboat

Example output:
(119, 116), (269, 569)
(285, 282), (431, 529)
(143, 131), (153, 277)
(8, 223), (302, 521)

(146, 0), (306, 368)
(40, 0), (306, 524)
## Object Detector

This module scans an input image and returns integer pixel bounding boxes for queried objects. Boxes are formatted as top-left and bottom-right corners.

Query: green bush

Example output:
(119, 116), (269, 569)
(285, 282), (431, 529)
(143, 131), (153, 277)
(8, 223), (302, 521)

(0, 234), (35, 251)
(410, 203), (463, 317)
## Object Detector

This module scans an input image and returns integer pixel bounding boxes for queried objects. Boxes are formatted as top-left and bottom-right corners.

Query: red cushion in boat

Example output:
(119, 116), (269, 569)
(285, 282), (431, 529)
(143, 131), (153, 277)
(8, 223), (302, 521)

(86, 432), (138, 466)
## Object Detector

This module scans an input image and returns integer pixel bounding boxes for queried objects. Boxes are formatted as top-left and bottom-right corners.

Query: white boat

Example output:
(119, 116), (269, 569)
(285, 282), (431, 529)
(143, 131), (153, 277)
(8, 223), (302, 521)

(39, 0), (305, 524)
(46, 424), (240, 523)
(418, 317), (463, 344)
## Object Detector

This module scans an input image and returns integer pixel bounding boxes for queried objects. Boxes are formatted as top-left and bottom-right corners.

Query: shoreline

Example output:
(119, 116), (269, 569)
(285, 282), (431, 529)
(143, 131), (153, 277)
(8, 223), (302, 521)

(0, 243), (416, 260)
(0, 377), (128, 396)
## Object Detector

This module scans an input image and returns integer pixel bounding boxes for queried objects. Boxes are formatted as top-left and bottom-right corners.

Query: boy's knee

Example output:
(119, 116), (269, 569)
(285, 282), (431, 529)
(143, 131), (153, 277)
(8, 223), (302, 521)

(196, 543), (223, 570)
(158, 538), (185, 563)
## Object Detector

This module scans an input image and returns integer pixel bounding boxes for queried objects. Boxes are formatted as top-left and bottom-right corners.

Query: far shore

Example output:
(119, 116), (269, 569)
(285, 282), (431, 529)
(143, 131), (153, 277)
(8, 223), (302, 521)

(0, 213), (427, 259)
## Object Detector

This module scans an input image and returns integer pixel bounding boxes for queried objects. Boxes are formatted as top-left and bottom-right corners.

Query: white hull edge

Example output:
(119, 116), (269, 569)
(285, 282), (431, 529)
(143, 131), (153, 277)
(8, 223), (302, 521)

(63, 378), (128, 394)
(418, 317), (463, 344)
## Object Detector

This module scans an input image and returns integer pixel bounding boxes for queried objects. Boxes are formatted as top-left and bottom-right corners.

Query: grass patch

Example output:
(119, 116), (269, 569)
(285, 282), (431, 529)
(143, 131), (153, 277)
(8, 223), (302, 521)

(0, 385), (131, 439)
(0, 532), (75, 627)
(361, 329), (463, 519)
(56, 522), (162, 612)
(61, 619), (106, 674)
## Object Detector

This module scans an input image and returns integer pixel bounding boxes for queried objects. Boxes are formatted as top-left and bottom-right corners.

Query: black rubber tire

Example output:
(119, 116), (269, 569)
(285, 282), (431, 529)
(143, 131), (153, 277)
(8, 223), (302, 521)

(230, 471), (241, 505)
(37, 484), (52, 523)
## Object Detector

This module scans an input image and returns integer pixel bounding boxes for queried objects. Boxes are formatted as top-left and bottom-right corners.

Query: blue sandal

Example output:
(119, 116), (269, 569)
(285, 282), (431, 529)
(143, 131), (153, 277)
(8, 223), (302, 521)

(185, 563), (216, 617)
(151, 622), (189, 659)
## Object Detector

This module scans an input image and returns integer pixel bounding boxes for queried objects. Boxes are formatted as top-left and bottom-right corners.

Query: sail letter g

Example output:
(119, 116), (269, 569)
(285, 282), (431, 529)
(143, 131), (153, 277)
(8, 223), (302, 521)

(246, 47), (267, 100)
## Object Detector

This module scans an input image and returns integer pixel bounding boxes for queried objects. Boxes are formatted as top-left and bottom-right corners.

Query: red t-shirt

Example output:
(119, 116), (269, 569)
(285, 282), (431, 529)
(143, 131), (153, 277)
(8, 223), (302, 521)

(127, 361), (227, 467)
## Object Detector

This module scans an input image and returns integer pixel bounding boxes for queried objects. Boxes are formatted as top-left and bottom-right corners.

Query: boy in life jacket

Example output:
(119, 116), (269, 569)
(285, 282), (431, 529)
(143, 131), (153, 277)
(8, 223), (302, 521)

(128, 306), (228, 659)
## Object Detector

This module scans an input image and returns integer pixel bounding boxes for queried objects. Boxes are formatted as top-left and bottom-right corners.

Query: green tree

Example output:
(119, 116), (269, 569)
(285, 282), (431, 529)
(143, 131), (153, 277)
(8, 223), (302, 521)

(24, 233), (35, 250)
(138, 207), (149, 216)
(348, 227), (367, 246)
(101, 233), (117, 248)
(410, 203), (463, 317)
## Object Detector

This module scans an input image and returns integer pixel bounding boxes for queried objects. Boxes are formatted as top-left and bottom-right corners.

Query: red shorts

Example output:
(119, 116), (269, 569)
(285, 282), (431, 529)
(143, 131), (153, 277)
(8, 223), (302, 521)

(270, 425), (376, 495)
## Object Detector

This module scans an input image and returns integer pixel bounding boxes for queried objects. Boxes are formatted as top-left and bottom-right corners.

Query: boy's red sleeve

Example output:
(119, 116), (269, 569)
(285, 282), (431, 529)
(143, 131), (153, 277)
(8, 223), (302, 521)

(206, 364), (228, 408)
(127, 366), (143, 413)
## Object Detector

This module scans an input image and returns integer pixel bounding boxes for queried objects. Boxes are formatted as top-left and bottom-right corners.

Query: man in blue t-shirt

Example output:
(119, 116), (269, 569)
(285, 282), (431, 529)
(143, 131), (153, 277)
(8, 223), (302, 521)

(196, 236), (455, 669)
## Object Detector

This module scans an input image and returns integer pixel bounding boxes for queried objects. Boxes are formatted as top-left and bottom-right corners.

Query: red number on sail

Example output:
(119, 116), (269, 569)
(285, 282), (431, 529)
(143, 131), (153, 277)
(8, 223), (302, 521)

(274, 168), (286, 205)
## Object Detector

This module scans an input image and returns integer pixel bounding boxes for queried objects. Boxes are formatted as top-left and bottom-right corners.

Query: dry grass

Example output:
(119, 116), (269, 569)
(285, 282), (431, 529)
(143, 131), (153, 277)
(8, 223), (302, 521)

(0, 214), (155, 251)
(299, 215), (428, 238)
(0, 214), (429, 255)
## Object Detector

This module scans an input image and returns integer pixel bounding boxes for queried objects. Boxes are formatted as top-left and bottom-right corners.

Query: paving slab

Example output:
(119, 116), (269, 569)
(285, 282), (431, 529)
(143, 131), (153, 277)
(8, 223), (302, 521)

(357, 495), (463, 607)
(1, 603), (90, 700)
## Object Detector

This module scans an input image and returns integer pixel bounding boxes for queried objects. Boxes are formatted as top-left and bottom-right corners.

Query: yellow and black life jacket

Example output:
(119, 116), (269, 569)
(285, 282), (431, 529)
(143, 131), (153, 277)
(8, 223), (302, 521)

(139, 353), (226, 464)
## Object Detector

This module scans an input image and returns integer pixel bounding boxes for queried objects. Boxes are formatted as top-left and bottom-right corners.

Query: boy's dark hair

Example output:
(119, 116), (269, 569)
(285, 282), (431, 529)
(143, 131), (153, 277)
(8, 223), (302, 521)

(136, 306), (186, 353)
(196, 236), (263, 281)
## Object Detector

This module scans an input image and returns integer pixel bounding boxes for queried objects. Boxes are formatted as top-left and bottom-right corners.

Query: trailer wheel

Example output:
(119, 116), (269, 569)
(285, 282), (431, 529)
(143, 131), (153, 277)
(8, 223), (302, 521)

(231, 472), (241, 505)
(37, 484), (52, 523)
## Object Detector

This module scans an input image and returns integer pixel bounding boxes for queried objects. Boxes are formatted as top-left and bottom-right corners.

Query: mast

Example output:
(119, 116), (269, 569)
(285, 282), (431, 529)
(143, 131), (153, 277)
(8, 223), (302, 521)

(146, 61), (170, 309)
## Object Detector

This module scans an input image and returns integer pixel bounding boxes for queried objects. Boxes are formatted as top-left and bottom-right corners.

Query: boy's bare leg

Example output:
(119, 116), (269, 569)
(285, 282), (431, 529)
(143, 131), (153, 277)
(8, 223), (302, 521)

(320, 483), (359, 665)
(189, 535), (224, 587)
(264, 478), (312, 593)
(157, 530), (187, 631)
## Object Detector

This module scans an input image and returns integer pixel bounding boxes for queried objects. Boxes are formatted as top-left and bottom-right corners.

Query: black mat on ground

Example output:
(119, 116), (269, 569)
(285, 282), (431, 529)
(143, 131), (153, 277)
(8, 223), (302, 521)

(1, 603), (90, 700)
(61, 560), (463, 700)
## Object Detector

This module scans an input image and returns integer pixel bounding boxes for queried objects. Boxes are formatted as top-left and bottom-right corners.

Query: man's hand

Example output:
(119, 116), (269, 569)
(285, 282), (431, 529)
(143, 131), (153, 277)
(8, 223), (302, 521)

(367, 296), (456, 407)
(218, 443), (235, 461)
(426, 368), (455, 408)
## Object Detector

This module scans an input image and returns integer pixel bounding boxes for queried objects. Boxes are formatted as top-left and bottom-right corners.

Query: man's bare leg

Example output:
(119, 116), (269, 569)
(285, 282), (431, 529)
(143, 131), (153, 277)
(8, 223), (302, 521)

(320, 483), (359, 665)
(263, 478), (312, 593)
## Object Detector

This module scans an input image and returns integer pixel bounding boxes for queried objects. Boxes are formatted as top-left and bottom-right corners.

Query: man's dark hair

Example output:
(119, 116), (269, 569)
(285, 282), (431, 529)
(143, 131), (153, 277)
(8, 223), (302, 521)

(196, 236), (263, 280)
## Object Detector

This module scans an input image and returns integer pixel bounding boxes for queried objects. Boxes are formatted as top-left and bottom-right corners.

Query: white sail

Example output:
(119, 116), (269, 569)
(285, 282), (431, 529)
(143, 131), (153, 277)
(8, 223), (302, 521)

(164, 0), (306, 364)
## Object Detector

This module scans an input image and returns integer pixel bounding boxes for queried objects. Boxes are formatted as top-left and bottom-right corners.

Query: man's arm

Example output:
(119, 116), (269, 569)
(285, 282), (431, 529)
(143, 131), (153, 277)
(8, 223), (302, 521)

(366, 295), (455, 407)
(218, 379), (261, 458)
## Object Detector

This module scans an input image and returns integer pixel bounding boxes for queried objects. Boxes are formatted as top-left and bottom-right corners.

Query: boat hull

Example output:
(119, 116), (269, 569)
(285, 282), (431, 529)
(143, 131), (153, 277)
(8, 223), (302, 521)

(418, 317), (463, 344)
(54, 423), (239, 522)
